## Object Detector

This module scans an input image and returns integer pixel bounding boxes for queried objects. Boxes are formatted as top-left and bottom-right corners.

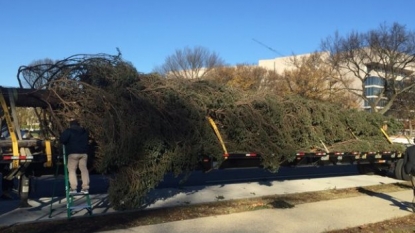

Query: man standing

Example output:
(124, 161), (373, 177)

(404, 138), (415, 211)
(59, 119), (90, 194)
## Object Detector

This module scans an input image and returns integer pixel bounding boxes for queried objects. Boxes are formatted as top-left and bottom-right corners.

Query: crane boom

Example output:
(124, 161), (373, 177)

(252, 38), (284, 57)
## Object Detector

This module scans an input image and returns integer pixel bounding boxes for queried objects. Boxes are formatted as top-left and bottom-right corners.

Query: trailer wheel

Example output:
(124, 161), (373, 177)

(401, 162), (411, 181)
(394, 159), (404, 180)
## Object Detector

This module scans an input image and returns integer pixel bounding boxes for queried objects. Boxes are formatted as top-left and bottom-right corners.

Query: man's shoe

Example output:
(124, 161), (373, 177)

(69, 189), (78, 195)
(80, 189), (89, 194)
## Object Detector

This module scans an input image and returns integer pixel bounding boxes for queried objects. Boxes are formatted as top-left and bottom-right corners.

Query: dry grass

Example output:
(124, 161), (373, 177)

(326, 215), (415, 233)
(0, 181), (414, 233)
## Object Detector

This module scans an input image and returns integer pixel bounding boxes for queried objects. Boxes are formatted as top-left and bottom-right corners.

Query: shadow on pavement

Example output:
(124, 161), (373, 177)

(356, 187), (413, 212)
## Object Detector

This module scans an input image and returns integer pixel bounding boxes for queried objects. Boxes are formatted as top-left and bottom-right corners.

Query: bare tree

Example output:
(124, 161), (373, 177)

(259, 53), (360, 108)
(282, 53), (359, 107)
(321, 22), (415, 114)
(205, 64), (271, 91)
(387, 85), (415, 134)
(18, 58), (57, 88)
(156, 46), (225, 79)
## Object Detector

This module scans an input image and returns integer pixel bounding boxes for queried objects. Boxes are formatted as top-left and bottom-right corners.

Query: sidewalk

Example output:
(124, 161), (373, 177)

(0, 175), (412, 232)
(106, 190), (412, 233)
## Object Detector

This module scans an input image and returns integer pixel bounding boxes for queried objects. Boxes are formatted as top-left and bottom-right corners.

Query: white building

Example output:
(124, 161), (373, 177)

(258, 52), (415, 111)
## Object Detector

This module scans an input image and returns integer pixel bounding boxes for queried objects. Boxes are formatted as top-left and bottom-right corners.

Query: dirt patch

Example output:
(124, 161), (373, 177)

(0, 182), (413, 233)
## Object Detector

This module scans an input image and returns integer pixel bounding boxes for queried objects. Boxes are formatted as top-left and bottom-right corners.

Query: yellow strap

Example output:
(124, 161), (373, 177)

(44, 140), (52, 167)
(207, 116), (228, 155)
(380, 128), (393, 144)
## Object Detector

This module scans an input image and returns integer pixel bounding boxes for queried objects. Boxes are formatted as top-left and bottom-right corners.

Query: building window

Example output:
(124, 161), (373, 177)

(365, 87), (384, 97)
(364, 76), (385, 87)
(364, 76), (386, 109)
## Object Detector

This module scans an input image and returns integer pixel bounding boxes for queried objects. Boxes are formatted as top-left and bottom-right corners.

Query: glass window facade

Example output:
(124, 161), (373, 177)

(364, 76), (385, 86)
(364, 87), (383, 97)
(364, 76), (386, 109)
(365, 98), (387, 106)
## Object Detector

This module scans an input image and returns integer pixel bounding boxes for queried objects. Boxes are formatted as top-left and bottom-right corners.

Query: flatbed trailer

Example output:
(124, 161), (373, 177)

(203, 150), (400, 170)
(201, 150), (406, 179)
(203, 116), (408, 180)
(0, 86), (409, 207)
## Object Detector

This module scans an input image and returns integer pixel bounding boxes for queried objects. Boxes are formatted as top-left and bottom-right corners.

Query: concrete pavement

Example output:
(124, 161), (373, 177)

(0, 174), (412, 232)
(106, 190), (412, 233)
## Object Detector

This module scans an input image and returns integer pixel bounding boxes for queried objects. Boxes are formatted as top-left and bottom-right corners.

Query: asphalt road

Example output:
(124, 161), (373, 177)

(161, 164), (360, 187)
(1, 164), (362, 199)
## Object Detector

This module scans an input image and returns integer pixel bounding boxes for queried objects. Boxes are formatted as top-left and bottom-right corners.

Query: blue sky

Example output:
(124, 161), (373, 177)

(1, 0), (414, 87)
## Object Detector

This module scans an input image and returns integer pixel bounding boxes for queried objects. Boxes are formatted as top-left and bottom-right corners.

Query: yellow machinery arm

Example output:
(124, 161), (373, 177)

(0, 89), (20, 168)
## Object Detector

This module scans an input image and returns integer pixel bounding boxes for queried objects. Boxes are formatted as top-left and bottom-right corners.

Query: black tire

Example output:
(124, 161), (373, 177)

(401, 161), (411, 181)
(394, 159), (404, 180)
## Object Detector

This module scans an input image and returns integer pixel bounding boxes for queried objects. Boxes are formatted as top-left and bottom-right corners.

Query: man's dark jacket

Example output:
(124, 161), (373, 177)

(404, 145), (415, 175)
(59, 122), (89, 155)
